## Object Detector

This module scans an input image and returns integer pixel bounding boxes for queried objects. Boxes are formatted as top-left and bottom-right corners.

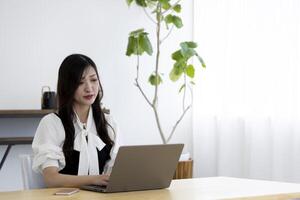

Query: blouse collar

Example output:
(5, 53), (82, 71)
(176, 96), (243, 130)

(74, 107), (92, 132)
(73, 107), (106, 175)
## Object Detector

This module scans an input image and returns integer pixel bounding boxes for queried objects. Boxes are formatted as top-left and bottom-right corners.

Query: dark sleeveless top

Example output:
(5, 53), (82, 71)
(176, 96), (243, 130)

(54, 113), (112, 175)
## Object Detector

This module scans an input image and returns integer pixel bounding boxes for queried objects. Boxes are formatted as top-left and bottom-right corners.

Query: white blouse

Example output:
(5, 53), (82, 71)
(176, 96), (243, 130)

(32, 108), (121, 175)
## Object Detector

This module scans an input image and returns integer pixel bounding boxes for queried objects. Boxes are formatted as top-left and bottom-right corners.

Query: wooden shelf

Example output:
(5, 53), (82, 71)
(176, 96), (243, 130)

(0, 137), (33, 145)
(0, 109), (55, 118)
(0, 108), (110, 118)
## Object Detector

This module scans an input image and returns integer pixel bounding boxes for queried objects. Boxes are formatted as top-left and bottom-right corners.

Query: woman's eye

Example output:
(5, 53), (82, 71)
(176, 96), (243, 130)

(79, 81), (84, 85)
(91, 79), (98, 82)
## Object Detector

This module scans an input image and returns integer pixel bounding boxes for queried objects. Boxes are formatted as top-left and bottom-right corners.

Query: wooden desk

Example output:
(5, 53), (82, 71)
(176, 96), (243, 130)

(1, 177), (300, 199)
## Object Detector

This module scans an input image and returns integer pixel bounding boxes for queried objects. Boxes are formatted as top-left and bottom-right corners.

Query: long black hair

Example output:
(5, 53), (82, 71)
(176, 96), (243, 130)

(56, 54), (114, 157)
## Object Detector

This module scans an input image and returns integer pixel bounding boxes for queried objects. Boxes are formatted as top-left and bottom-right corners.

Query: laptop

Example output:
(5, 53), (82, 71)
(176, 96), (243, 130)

(80, 143), (184, 193)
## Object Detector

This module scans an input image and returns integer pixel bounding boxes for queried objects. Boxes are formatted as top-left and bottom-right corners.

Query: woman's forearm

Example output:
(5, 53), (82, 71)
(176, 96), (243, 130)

(45, 173), (95, 187)
(43, 167), (109, 188)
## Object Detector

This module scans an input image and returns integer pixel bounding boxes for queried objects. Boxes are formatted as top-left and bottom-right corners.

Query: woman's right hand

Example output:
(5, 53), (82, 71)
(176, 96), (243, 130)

(92, 174), (110, 186)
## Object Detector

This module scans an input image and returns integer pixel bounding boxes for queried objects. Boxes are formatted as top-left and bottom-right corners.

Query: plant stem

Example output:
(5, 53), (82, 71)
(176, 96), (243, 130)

(135, 80), (152, 107)
(153, 106), (167, 144)
(135, 53), (152, 106)
(183, 74), (187, 111)
(152, 3), (167, 144)
(188, 84), (194, 106)
(153, 4), (161, 106)
(136, 53), (140, 78)
(167, 105), (191, 143)
(160, 25), (174, 44)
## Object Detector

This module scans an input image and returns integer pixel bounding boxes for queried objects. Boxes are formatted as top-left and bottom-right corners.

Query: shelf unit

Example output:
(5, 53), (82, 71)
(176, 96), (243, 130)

(0, 109), (54, 170)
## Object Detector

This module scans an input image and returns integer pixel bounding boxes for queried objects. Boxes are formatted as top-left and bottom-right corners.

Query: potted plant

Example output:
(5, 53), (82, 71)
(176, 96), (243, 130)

(125, 0), (205, 179)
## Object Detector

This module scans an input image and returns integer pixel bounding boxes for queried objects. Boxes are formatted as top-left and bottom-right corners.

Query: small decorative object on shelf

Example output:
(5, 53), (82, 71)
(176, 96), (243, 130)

(41, 86), (57, 109)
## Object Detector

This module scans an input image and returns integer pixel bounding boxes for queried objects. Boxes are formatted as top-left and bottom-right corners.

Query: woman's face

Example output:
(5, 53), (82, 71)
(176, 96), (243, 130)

(73, 66), (100, 108)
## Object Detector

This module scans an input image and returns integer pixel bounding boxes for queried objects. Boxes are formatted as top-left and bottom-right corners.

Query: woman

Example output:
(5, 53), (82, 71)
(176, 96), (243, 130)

(32, 54), (119, 187)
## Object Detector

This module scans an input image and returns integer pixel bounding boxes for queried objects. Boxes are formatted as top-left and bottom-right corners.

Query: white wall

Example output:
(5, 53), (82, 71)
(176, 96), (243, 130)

(0, 0), (193, 191)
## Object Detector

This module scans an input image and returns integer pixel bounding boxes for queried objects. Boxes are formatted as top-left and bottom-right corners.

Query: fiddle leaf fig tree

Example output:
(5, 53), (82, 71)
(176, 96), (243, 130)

(126, 0), (205, 144)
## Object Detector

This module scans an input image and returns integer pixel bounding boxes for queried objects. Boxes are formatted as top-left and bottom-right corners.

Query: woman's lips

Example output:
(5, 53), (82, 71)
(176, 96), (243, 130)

(83, 95), (94, 100)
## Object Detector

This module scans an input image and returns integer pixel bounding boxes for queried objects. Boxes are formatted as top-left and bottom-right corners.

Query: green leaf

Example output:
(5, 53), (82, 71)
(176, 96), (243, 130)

(126, 36), (136, 56)
(135, 0), (147, 7)
(185, 41), (197, 48)
(126, 36), (142, 55)
(162, 3), (171, 10)
(169, 68), (183, 81)
(139, 33), (153, 55)
(164, 15), (183, 28)
(173, 4), (181, 13)
(172, 16), (183, 28)
(196, 53), (206, 68)
(171, 50), (184, 61)
(136, 38), (144, 55)
(165, 14), (173, 23)
(180, 43), (196, 58)
(174, 59), (186, 69)
(126, 0), (134, 6)
(186, 64), (195, 78)
(159, 0), (171, 10)
(179, 84), (186, 93)
(169, 64), (184, 81)
(129, 28), (145, 36)
(127, 29), (153, 56)
(148, 74), (162, 86)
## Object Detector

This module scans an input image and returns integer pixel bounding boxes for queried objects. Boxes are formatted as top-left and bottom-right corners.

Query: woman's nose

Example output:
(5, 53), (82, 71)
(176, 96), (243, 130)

(84, 81), (92, 91)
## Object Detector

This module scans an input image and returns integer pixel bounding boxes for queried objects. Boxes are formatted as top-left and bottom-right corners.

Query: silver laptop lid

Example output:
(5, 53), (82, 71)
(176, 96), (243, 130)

(105, 143), (184, 193)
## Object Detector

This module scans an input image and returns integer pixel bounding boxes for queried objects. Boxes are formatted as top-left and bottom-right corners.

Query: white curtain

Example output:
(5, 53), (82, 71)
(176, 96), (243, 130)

(193, 0), (300, 183)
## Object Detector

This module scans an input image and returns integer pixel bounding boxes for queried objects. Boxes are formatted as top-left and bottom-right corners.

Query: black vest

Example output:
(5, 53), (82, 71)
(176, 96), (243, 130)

(55, 113), (112, 175)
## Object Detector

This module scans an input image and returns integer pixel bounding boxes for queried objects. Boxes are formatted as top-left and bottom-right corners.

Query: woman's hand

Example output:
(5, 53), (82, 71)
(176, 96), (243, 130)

(92, 174), (110, 186)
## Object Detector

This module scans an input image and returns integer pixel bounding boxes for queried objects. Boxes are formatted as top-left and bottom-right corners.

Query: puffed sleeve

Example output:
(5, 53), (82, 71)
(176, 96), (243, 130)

(32, 113), (66, 173)
(103, 114), (123, 174)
